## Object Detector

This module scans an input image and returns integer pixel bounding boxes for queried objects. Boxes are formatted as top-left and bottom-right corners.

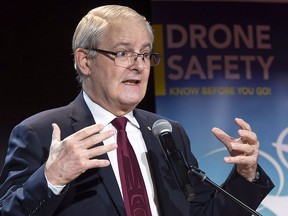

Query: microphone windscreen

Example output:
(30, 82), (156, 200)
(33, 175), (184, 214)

(152, 119), (172, 136)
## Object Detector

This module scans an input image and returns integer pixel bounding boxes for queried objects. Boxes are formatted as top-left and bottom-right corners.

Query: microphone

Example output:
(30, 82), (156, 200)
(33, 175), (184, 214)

(152, 119), (195, 202)
(152, 119), (262, 216)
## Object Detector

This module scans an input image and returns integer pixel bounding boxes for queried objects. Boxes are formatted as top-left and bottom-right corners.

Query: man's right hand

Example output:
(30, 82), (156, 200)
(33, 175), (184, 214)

(44, 123), (117, 185)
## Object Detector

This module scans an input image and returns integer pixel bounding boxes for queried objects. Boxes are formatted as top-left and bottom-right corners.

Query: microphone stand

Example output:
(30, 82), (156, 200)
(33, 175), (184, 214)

(188, 166), (262, 216)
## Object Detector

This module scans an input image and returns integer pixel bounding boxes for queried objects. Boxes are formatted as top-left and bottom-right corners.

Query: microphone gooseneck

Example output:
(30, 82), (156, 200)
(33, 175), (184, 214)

(152, 119), (195, 202)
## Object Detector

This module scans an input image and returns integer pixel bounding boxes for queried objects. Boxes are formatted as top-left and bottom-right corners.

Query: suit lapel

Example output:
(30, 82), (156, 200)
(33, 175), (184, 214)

(134, 109), (190, 216)
(134, 110), (169, 215)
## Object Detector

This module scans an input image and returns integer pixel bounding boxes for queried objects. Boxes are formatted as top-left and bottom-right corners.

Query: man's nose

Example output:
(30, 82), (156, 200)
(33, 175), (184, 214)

(131, 54), (146, 69)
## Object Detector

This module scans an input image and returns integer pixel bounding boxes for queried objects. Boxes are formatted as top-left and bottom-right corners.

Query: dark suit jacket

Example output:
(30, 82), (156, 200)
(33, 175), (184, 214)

(0, 93), (274, 215)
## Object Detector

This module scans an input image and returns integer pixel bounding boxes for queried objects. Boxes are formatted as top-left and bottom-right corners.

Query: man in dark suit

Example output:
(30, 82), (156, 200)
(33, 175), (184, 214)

(0, 5), (273, 216)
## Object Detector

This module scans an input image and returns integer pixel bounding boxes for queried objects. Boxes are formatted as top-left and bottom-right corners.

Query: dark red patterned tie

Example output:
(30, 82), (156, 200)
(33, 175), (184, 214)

(111, 117), (152, 216)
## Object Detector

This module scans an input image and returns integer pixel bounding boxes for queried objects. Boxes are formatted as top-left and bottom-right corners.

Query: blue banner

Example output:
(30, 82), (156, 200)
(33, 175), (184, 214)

(151, 1), (288, 215)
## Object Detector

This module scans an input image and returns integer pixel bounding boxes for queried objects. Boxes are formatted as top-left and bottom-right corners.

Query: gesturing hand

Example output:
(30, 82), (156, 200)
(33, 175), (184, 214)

(211, 118), (259, 182)
(45, 123), (117, 185)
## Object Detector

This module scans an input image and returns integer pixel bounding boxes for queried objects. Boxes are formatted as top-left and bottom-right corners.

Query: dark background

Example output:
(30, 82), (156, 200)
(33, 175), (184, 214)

(0, 0), (154, 169)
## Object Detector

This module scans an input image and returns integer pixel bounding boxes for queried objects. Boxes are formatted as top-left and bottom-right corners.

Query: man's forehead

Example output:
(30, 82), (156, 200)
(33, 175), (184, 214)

(102, 22), (152, 49)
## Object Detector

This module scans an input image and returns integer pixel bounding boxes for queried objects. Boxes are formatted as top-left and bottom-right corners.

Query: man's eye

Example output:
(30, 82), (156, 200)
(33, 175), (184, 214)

(116, 51), (128, 57)
(143, 52), (151, 59)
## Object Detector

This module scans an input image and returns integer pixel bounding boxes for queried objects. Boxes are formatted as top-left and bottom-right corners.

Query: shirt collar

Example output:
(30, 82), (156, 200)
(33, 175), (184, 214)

(83, 91), (140, 128)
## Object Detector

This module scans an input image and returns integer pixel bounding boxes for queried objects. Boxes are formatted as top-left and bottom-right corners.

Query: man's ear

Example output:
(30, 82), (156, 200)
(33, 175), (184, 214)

(75, 48), (91, 75)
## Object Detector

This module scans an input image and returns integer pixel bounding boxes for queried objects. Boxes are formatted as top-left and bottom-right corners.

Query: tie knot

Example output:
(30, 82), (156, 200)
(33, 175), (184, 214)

(111, 117), (128, 131)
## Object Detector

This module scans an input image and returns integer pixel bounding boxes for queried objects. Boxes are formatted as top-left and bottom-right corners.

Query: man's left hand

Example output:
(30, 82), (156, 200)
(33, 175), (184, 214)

(211, 118), (259, 182)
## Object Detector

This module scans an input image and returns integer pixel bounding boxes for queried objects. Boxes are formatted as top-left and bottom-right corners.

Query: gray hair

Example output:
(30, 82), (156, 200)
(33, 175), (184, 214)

(72, 5), (154, 83)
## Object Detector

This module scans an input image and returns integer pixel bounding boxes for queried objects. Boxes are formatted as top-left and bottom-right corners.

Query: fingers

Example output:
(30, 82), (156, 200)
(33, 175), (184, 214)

(211, 127), (232, 150)
(70, 123), (105, 141)
(85, 143), (118, 169)
(212, 118), (259, 150)
(46, 123), (117, 185)
(85, 143), (117, 159)
(63, 123), (115, 149)
(238, 129), (258, 145)
(235, 117), (252, 131)
(224, 154), (258, 166)
(81, 129), (115, 149)
(212, 118), (259, 181)
(52, 123), (61, 142)
(234, 118), (257, 144)
(211, 127), (228, 143)
(62, 123), (117, 161)
(228, 142), (257, 157)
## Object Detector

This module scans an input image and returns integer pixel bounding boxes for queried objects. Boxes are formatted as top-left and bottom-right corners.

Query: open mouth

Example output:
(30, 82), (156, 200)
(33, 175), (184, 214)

(123, 79), (141, 85)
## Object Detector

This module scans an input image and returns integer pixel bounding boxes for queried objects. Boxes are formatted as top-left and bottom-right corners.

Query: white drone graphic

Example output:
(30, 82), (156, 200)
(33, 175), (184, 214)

(261, 127), (288, 216)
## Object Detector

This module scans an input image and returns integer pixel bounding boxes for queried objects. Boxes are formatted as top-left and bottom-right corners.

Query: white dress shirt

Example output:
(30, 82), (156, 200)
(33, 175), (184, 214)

(83, 92), (159, 215)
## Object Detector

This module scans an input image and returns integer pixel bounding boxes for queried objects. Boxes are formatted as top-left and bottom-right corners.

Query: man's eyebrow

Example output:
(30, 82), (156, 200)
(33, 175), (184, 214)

(112, 42), (131, 48)
(112, 42), (152, 50)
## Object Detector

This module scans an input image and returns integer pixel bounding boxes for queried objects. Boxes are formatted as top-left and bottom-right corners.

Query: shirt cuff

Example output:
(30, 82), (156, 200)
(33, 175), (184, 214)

(45, 174), (66, 195)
